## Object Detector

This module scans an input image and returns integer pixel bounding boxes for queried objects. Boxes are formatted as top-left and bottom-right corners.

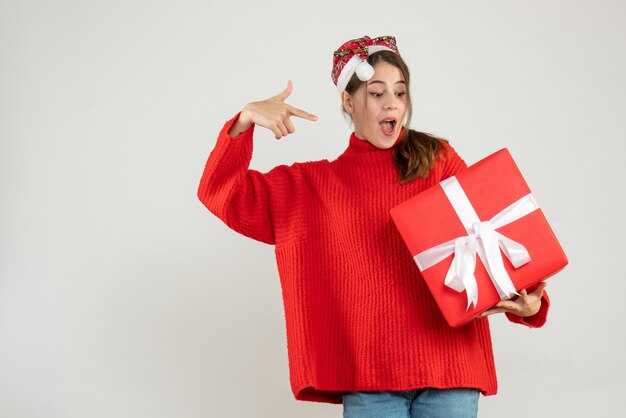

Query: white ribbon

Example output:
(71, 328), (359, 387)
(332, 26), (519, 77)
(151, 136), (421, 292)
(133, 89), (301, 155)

(413, 176), (539, 310)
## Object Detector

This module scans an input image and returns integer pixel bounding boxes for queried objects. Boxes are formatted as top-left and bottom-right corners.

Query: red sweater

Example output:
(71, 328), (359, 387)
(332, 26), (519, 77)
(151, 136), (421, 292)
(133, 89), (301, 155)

(198, 112), (550, 404)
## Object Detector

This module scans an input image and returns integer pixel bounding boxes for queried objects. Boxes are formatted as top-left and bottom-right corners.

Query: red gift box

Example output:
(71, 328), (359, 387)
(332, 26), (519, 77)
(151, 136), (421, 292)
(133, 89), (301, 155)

(390, 148), (568, 327)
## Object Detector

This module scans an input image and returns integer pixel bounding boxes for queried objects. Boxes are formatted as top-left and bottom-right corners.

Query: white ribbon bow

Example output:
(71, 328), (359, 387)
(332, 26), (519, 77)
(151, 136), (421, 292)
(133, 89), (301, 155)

(413, 176), (539, 310)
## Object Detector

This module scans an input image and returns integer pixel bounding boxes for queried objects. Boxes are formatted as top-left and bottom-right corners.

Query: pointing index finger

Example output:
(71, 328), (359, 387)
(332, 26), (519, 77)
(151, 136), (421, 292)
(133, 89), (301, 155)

(288, 104), (318, 121)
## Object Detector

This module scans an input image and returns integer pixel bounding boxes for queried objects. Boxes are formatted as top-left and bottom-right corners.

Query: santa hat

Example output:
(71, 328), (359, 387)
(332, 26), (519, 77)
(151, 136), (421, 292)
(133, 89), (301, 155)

(331, 35), (401, 94)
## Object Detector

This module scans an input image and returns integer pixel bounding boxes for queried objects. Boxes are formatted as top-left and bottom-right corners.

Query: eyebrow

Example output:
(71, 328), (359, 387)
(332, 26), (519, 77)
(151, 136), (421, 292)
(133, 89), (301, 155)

(368, 80), (406, 86)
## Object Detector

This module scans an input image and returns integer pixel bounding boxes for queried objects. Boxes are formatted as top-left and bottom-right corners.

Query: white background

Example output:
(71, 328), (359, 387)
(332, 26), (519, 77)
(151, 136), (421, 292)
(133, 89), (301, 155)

(1, 0), (624, 417)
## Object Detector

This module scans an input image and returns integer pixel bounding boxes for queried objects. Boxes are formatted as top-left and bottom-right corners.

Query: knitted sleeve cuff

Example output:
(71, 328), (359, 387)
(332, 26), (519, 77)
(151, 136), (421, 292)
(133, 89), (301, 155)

(225, 111), (255, 139)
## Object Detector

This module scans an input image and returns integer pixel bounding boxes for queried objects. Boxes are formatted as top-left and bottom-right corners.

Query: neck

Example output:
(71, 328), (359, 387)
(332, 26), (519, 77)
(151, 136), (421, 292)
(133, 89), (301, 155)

(346, 127), (405, 154)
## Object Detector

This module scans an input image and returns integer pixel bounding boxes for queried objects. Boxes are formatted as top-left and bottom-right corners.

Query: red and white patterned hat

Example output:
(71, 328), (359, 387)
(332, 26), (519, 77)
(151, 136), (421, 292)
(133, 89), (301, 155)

(331, 35), (400, 94)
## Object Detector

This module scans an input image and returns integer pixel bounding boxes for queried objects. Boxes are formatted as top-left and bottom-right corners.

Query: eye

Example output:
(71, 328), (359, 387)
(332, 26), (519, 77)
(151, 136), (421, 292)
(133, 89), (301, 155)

(396, 92), (406, 97)
(369, 92), (383, 97)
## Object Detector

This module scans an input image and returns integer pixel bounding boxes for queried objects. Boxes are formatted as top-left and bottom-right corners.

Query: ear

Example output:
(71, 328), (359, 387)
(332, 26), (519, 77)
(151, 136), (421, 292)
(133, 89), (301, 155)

(341, 91), (354, 114)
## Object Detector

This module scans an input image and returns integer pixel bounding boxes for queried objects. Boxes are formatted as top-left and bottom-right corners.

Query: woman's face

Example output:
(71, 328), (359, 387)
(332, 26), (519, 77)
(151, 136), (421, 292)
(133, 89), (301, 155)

(343, 61), (408, 149)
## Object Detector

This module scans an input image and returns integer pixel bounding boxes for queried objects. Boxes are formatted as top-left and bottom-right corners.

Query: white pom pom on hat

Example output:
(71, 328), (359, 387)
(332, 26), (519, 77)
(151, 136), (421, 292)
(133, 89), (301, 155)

(355, 61), (375, 82)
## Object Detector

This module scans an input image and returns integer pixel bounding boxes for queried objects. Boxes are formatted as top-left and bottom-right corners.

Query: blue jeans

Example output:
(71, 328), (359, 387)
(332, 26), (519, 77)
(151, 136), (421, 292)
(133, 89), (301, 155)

(342, 388), (480, 418)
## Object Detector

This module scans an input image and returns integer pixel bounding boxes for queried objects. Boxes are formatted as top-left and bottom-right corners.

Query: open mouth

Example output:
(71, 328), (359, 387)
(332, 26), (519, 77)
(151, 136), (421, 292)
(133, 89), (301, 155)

(380, 118), (397, 135)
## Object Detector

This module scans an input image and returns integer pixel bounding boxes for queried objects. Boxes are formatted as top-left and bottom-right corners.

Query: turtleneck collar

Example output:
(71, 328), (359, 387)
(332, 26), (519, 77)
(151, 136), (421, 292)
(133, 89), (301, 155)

(343, 127), (404, 155)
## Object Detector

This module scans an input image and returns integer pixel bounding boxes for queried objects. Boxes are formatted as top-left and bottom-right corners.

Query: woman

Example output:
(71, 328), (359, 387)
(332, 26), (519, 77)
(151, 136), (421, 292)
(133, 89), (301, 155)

(198, 35), (548, 418)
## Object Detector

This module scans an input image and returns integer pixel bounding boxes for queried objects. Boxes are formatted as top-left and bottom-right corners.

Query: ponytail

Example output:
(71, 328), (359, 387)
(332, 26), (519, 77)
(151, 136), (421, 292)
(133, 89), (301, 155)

(393, 129), (449, 184)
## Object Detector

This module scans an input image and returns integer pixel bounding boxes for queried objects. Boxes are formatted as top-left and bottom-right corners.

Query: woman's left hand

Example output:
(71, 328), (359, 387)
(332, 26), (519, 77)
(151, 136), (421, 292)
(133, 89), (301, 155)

(478, 282), (547, 318)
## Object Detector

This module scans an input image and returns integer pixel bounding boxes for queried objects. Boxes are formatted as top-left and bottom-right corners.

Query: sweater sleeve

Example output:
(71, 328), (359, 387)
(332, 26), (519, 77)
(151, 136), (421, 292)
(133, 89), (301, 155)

(197, 112), (301, 245)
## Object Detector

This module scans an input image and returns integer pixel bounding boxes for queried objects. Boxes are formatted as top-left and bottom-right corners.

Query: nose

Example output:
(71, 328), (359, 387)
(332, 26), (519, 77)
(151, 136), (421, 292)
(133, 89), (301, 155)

(383, 96), (398, 110)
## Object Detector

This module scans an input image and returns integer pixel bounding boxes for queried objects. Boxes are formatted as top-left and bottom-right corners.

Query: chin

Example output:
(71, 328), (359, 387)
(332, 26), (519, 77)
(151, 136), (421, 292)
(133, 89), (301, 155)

(385, 134), (400, 146)
(378, 139), (395, 149)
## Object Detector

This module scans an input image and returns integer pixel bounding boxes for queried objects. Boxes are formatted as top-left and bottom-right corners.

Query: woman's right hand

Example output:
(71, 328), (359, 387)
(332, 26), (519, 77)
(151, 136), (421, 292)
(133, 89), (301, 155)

(228, 80), (318, 139)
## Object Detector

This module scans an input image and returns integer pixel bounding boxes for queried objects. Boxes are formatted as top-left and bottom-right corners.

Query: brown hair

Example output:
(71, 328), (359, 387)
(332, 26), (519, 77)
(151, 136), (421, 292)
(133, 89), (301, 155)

(342, 50), (447, 184)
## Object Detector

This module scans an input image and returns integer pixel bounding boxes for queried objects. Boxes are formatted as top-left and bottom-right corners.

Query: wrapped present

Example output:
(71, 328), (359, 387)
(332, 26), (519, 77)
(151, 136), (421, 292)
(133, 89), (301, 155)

(390, 148), (568, 327)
